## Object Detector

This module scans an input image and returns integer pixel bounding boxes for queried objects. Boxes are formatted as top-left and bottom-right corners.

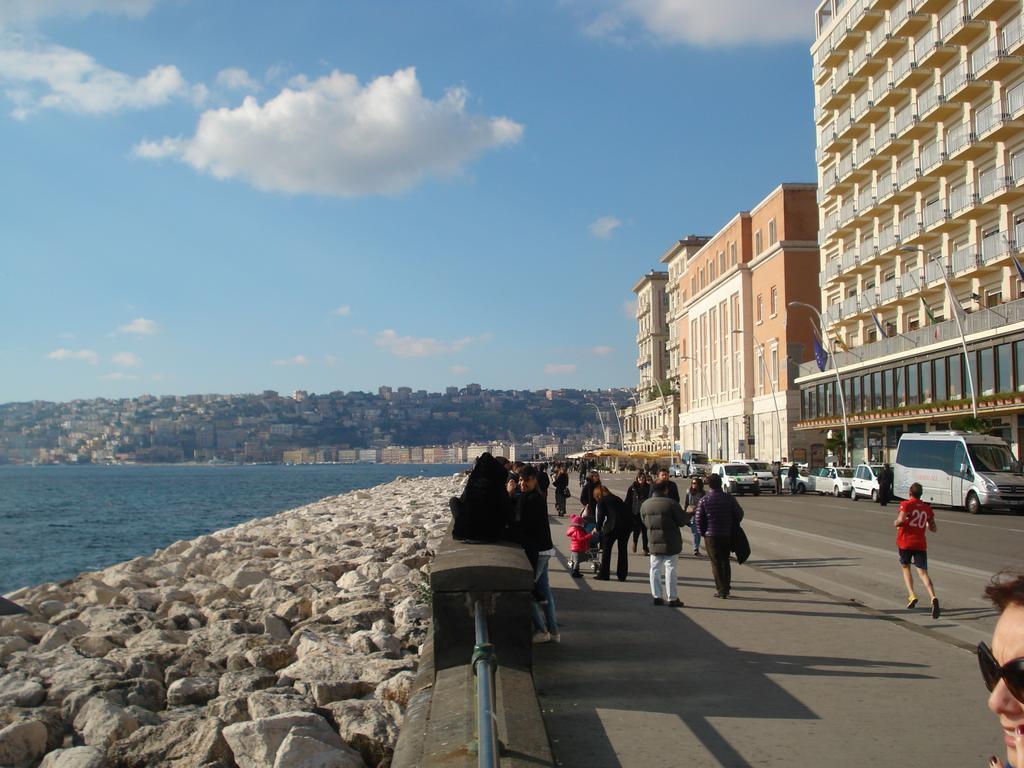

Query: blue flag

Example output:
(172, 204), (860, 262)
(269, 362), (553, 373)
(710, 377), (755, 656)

(812, 330), (828, 372)
(1013, 251), (1024, 283)
(872, 311), (888, 338)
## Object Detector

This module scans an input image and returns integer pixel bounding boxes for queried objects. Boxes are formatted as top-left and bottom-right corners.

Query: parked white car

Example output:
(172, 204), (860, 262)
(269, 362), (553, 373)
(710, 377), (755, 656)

(808, 466), (854, 497)
(850, 464), (882, 501)
(712, 462), (760, 495)
(742, 461), (778, 494)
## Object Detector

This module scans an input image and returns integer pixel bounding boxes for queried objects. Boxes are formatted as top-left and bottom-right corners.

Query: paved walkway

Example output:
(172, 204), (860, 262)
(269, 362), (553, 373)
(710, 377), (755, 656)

(532, 503), (996, 767)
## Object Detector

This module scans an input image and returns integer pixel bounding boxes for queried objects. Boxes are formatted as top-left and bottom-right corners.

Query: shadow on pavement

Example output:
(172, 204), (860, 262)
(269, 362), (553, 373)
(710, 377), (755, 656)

(753, 556), (861, 570)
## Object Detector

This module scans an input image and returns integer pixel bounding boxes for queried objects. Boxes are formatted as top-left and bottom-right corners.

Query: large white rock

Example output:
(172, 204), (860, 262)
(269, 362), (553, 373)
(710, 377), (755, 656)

(166, 676), (219, 707)
(222, 568), (271, 590)
(73, 696), (140, 747)
(0, 675), (46, 707)
(38, 746), (107, 768)
(0, 635), (30, 662)
(222, 712), (337, 768)
(0, 720), (48, 768)
(272, 731), (364, 768)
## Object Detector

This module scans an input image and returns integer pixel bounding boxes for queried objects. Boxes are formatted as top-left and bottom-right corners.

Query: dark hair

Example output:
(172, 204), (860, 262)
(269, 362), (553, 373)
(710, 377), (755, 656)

(652, 480), (671, 496)
(591, 485), (606, 502)
(518, 464), (538, 480)
(689, 477), (704, 491)
(985, 572), (1024, 612)
(909, 482), (923, 499)
(707, 474), (723, 491)
(635, 470), (647, 482)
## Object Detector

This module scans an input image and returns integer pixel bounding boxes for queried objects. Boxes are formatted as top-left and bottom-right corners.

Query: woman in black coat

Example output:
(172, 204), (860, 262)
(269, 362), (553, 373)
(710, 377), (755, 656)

(624, 470), (652, 555)
(593, 485), (633, 581)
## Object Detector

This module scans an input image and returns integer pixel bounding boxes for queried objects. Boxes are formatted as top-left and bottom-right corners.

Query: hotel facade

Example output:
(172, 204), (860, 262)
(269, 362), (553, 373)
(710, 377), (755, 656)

(803, 0), (1024, 463)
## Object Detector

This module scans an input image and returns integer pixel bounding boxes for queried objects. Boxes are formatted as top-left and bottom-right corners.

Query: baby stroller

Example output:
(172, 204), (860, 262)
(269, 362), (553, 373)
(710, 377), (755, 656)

(581, 516), (602, 574)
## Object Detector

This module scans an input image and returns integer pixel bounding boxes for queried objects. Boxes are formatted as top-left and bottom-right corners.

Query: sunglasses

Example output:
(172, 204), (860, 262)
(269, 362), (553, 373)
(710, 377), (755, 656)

(978, 642), (1024, 703)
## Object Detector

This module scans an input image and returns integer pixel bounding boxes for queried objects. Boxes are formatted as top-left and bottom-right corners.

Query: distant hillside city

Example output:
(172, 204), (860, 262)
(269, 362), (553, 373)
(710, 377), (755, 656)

(0, 385), (635, 465)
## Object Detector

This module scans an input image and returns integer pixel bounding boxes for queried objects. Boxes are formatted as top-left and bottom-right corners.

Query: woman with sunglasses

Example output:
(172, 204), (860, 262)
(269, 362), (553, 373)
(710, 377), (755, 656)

(980, 573), (1024, 767)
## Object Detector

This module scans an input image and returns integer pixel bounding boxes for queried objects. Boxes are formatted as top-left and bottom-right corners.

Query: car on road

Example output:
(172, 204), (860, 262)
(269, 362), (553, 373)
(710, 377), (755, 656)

(851, 463), (882, 501)
(712, 462), (760, 495)
(680, 450), (711, 477)
(669, 464), (684, 477)
(807, 466), (854, 497)
(742, 461), (778, 494)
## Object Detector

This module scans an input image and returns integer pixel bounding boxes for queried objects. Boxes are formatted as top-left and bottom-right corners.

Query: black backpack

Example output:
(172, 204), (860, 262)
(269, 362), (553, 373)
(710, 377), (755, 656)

(449, 453), (514, 542)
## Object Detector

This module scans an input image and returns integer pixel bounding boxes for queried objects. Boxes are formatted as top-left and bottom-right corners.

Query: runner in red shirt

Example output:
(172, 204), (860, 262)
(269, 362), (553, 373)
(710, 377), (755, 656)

(895, 482), (940, 618)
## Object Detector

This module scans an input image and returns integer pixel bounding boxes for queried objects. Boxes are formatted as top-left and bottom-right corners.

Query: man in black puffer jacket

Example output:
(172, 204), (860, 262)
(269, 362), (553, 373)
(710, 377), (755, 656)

(594, 485), (632, 582)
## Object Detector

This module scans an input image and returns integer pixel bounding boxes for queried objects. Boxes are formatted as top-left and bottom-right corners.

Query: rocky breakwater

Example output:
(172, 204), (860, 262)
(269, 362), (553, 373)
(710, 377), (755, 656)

(0, 474), (463, 768)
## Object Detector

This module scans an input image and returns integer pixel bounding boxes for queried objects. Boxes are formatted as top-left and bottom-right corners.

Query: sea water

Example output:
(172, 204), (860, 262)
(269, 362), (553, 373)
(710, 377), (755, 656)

(0, 463), (466, 594)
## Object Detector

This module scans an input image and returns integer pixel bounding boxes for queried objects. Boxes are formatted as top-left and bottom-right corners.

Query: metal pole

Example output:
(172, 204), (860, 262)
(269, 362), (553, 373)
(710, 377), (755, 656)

(901, 246), (978, 418)
(472, 601), (499, 768)
(681, 354), (718, 459)
(609, 398), (624, 451)
(789, 301), (849, 465)
(732, 330), (784, 460)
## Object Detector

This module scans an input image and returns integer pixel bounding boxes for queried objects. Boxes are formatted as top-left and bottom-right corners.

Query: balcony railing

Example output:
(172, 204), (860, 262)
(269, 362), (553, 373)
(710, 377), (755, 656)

(879, 225), (899, 251)
(900, 270), (921, 295)
(919, 141), (942, 172)
(915, 26), (937, 61)
(982, 231), (1012, 263)
(942, 63), (970, 95)
(917, 84), (940, 115)
(861, 239), (878, 261)
(1008, 80), (1024, 115)
(826, 258), (843, 280)
(975, 101), (996, 134)
(895, 102), (918, 134)
(842, 248), (859, 272)
(892, 51), (913, 83)
(924, 257), (949, 283)
(1013, 152), (1024, 181)
(839, 152), (855, 178)
(799, 298), (1024, 381)
(898, 159), (920, 188)
(859, 185), (876, 210)
(971, 39), (997, 74)
(873, 74), (889, 102)
(952, 244), (980, 272)
(854, 89), (873, 118)
(923, 197), (945, 226)
(945, 121), (970, 154)
(878, 277), (900, 301)
(841, 199), (857, 223)
(900, 211), (919, 239)
(1003, 15), (1023, 51)
(824, 211), (840, 233)
(842, 294), (860, 317)
(939, 5), (961, 41)
(949, 183), (977, 214)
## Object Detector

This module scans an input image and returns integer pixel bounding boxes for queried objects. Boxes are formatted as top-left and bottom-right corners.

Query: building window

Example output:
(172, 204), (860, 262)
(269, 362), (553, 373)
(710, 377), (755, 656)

(757, 350), (765, 393)
(998, 343), (1013, 393)
(872, 371), (882, 409)
(756, 295), (763, 323)
(884, 369), (895, 408)
(709, 260), (716, 281)
(729, 242), (737, 265)
(1017, 341), (1024, 392)
(719, 250), (727, 273)
(699, 268), (705, 288)
(934, 358), (947, 401)
(770, 286), (778, 317)
(986, 287), (1003, 307)
(949, 354), (963, 399)
(906, 315), (920, 331)
(768, 217), (777, 245)
(980, 347), (996, 396)
(691, 276), (697, 295)
(771, 347), (779, 387)
(907, 365), (919, 405)
(921, 361), (933, 403)
(754, 230), (762, 254)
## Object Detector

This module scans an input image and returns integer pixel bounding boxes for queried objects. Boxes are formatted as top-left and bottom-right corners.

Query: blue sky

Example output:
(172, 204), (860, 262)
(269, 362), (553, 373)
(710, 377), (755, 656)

(0, 0), (817, 402)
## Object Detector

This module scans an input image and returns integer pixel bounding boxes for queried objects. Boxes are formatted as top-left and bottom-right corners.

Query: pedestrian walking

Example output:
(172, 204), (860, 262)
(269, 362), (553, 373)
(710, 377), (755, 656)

(641, 481), (687, 607)
(895, 481), (940, 618)
(978, 572), (1024, 768)
(624, 470), (652, 555)
(788, 461), (800, 494)
(509, 465), (559, 643)
(878, 462), (895, 507)
(593, 485), (632, 582)
(694, 473), (744, 598)
(773, 460), (784, 495)
(580, 471), (602, 518)
(552, 465), (570, 517)
(655, 468), (680, 503)
(684, 476), (706, 556)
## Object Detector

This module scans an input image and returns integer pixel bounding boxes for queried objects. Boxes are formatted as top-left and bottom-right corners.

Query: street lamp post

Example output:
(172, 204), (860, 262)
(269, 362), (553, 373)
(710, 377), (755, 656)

(680, 354), (719, 459)
(588, 402), (608, 448)
(732, 329), (784, 460)
(788, 301), (849, 465)
(901, 245), (978, 418)
(609, 397), (624, 450)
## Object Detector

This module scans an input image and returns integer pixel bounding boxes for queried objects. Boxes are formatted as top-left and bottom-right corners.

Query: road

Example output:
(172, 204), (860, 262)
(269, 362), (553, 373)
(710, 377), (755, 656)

(527, 473), (1024, 767)
(599, 473), (1024, 648)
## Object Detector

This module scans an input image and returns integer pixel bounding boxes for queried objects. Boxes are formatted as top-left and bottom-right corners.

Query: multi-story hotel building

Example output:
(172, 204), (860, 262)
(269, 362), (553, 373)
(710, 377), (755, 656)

(803, 0), (1024, 463)
(621, 239), (710, 455)
(676, 185), (822, 462)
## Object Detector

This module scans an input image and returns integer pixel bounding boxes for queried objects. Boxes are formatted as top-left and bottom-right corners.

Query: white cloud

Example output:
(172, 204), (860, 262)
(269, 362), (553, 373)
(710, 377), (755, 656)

(544, 363), (577, 375)
(0, 36), (190, 118)
(117, 317), (159, 335)
(592, 345), (613, 356)
(376, 329), (487, 358)
(47, 348), (98, 364)
(112, 351), (142, 367)
(589, 215), (622, 239)
(272, 354), (308, 366)
(216, 67), (260, 93)
(450, 365), (469, 375)
(622, 298), (638, 319)
(331, 305), (352, 317)
(134, 67), (524, 197)
(0, 0), (155, 27)
(582, 0), (811, 46)
(101, 371), (139, 381)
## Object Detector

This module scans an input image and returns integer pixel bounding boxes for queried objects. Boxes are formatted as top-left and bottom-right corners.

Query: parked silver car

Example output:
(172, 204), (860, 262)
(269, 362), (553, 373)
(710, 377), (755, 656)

(807, 466), (854, 497)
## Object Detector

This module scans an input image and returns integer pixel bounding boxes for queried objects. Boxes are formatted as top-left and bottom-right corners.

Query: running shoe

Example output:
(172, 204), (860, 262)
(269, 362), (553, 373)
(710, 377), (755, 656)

(906, 596), (918, 609)
(653, 597), (664, 606)
(931, 597), (941, 619)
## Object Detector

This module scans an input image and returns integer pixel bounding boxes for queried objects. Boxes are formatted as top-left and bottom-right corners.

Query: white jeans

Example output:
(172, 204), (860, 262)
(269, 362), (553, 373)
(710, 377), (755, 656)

(649, 554), (678, 601)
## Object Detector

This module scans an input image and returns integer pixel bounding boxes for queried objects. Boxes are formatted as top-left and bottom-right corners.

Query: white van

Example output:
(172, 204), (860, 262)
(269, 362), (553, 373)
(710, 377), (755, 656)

(894, 431), (1024, 514)
(680, 450), (711, 477)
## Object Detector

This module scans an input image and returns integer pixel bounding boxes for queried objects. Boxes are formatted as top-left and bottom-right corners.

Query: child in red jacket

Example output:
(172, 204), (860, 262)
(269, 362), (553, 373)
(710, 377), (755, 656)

(566, 514), (593, 578)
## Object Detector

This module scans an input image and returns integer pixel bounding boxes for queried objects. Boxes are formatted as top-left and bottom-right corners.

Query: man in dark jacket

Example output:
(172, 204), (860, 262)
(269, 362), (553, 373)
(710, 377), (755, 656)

(656, 468), (681, 502)
(624, 471), (652, 555)
(787, 462), (800, 494)
(594, 485), (632, 581)
(695, 473), (744, 599)
(509, 465), (558, 642)
(641, 481), (686, 607)
(877, 463), (894, 506)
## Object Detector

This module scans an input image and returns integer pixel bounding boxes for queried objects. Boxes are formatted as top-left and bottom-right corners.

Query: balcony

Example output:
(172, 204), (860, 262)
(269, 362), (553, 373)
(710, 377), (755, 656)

(826, 257), (844, 282)
(900, 211), (924, 243)
(878, 173), (899, 204)
(842, 294), (862, 318)
(853, 0), (887, 31)
(898, 270), (921, 301)
(897, 158), (922, 190)
(922, 197), (947, 230)
(916, 26), (960, 68)
(986, 106), (1024, 141)
(973, 37), (1024, 81)
(949, 183), (980, 221)
(914, 0), (950, 12)
(969, 0), (1019, 23)
(890, 0), (930, 37)
(918, 141), (944, 174)
(942, 63), (991, 103)
(853, 89), (878, 121)
(950, 244), (981, 276)
(878, 276), (901, 302)
(879, 225), (901, 254)
(981, 232), (1015, 266)
(1002, 14), (1024, 56)
(940, 4), (989, 46)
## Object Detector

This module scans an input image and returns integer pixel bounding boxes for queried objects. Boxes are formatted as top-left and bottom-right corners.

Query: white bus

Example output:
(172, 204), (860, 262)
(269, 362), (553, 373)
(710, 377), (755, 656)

(894, 431), (1024, 514)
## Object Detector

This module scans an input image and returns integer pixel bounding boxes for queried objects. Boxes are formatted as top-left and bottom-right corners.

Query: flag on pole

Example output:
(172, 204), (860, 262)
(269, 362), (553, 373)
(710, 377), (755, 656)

(872, 311), (888, 338)
(923, 303), (938, 325)
(832, 334), (850, 352)
(811, 330), (829, 372)
(1012, 250), (1024, 284)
